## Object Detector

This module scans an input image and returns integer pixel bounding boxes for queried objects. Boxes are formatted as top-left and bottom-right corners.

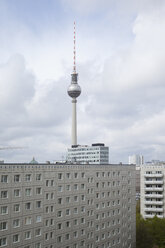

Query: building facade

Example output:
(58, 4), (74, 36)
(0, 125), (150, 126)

(0, 163), (136, 248)
(141, 165), (164, 219)
(129, 154), (144, 166)
(67, 144), (109, 164)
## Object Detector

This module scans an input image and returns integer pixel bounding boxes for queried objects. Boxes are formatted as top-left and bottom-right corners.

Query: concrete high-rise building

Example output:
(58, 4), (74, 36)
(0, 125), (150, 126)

(141, 164), (164, 219)
(67, 22), (81, 147)
(67, 143), (109, 164)
(129, 154), (144, 166)
(0, 162), (136, 248)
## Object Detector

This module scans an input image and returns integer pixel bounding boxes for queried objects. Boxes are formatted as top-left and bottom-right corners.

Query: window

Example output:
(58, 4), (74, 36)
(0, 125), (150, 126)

(45, 233), (48, 240)
(80, 240), (84, 246)
(13, 219), (20, 228)
(66, 209), (70, 216)
(81, 229), (85, 235)
(74, 184), (78, 190)
(25, 174), (31, 182)
(1, 175), (8, 183)
(96, 172), (100, 177)
(74, 208), (78, 214)
(58, 223), (62, 229)
(36, 188), (42, 195)
(25, 231), (31, 240)
(65, 234), (70, 240)
(25, 217), (32, 225)
(50, 219), (53, 225)
(81, 206), (85, 212)
(66, 221), (70, 227)
(81, 172), (85, 178)
(74, 196), (78, 202)
(57, 211), (62, 217)
(14, 175), (20, 182)
(0, 222), (7, 230)
(57, 236), (62, 243)
(51, 180), (54, 186)
(36, 216), (42, 223)
(74, 231), (78, 238)
(14, 189), (20, 197)
(13, 234), (19, 243)
(58, 173), (63, 179)
(46, 180), (49, 186)
(35, 228), (41, 236)
(35, 243), (41, 248)
(58, 186), (63, 192)
(74, 219), (78, 225)
(0, 237), (7, 247)
(1, 191), (8, 199)
(66, 173), (71, 179)
(81, 218), (85, 224)
(74, 173), (78, 178)
(25, 202), (31, 210)
(58, 198), (62, 204)
(81, 184), (85, 189)
(66, 197), (70, 203)
(66, 185), (71, 191)
(51, 206), (54, 212)
(25, 188), (31, 196)
(81, 195), (85, 201)
(14, 204), (20, 212)
(0, 206), (8, 215)
(36, 201), (41, 208)
(36, 174), (41, 181)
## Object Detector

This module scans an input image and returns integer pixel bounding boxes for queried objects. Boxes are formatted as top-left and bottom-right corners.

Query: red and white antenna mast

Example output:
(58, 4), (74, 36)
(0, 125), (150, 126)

(73, 21), (76, 73)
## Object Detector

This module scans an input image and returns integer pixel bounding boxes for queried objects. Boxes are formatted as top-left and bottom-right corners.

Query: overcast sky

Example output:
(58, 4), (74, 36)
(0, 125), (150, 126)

(0, 0), (165, 163)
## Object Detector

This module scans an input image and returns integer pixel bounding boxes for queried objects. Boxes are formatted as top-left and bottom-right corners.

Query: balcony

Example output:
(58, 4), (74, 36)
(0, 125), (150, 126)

(145, 194), (163, 198)
(144, 174), (163, 178)
(144, 214), (163, 219)
(144, 207), (163, 212)
(145, 180), (163, 185)
(145, 201), (163, 205)
(145, 187), (163, 192)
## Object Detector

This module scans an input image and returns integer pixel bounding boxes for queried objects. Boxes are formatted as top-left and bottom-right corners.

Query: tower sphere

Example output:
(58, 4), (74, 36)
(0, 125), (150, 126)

(67, 83), (81, 98)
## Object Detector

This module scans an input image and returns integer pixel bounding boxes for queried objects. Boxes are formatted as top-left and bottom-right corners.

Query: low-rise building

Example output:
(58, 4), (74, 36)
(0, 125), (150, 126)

(67, 143), (109, 164)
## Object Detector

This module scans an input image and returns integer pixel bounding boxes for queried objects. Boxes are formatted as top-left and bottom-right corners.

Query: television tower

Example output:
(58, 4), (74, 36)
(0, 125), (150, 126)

(67, 22), (81, 147)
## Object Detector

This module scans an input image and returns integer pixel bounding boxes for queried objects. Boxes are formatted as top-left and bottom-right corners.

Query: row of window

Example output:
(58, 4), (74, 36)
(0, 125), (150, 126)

(1, 174), (41, 183)
(0, 201), (41, 213)
(1, 170), (132, 183)
(0, 237), (42, 247)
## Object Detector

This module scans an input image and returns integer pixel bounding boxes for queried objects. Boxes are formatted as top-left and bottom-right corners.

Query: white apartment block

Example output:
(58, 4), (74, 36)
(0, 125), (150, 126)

(0, 163), (136, 248)
(67, 143), (109, 164)
(129, 155), (144, 166)
(141, 165), (164, 219)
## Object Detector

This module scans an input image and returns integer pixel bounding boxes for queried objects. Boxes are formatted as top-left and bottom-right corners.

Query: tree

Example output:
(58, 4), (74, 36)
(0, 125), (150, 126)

(136, 213), (154, 248)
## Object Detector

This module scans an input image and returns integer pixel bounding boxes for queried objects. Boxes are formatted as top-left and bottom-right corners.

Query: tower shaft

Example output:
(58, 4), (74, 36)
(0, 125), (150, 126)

(72, 98), (77, 146)
(67, 22), (81, 147)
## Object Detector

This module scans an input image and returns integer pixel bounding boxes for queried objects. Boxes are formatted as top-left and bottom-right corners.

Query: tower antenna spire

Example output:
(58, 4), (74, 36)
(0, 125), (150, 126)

(67, 21), (81, 147)
(73, 21), (76, 73)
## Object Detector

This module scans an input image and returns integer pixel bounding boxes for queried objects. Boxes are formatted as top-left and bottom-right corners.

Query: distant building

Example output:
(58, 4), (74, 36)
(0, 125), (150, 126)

(141, 164), (164, 219)
(0, 162), (136, 248)
(129, 154), (144, 166)
(67, 143), (109, 164)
